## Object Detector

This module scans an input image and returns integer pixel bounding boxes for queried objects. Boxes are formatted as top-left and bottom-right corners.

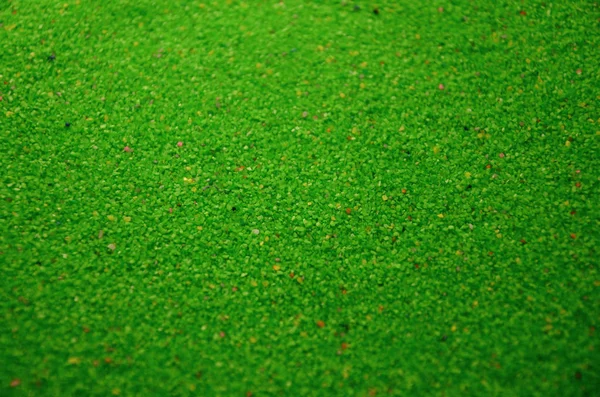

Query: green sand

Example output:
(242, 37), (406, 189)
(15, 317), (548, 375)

(1, 0), (599, 395)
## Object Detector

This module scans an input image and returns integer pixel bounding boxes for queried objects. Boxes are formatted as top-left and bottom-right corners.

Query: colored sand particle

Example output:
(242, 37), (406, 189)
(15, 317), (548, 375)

(177, 141), (183, 147)
(123, 146), (132, 152)
(252, 229), (260, 235)
(316, 320), (325, 328)
(438, 84), (445, 90)
(67, 357), (81, 365)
